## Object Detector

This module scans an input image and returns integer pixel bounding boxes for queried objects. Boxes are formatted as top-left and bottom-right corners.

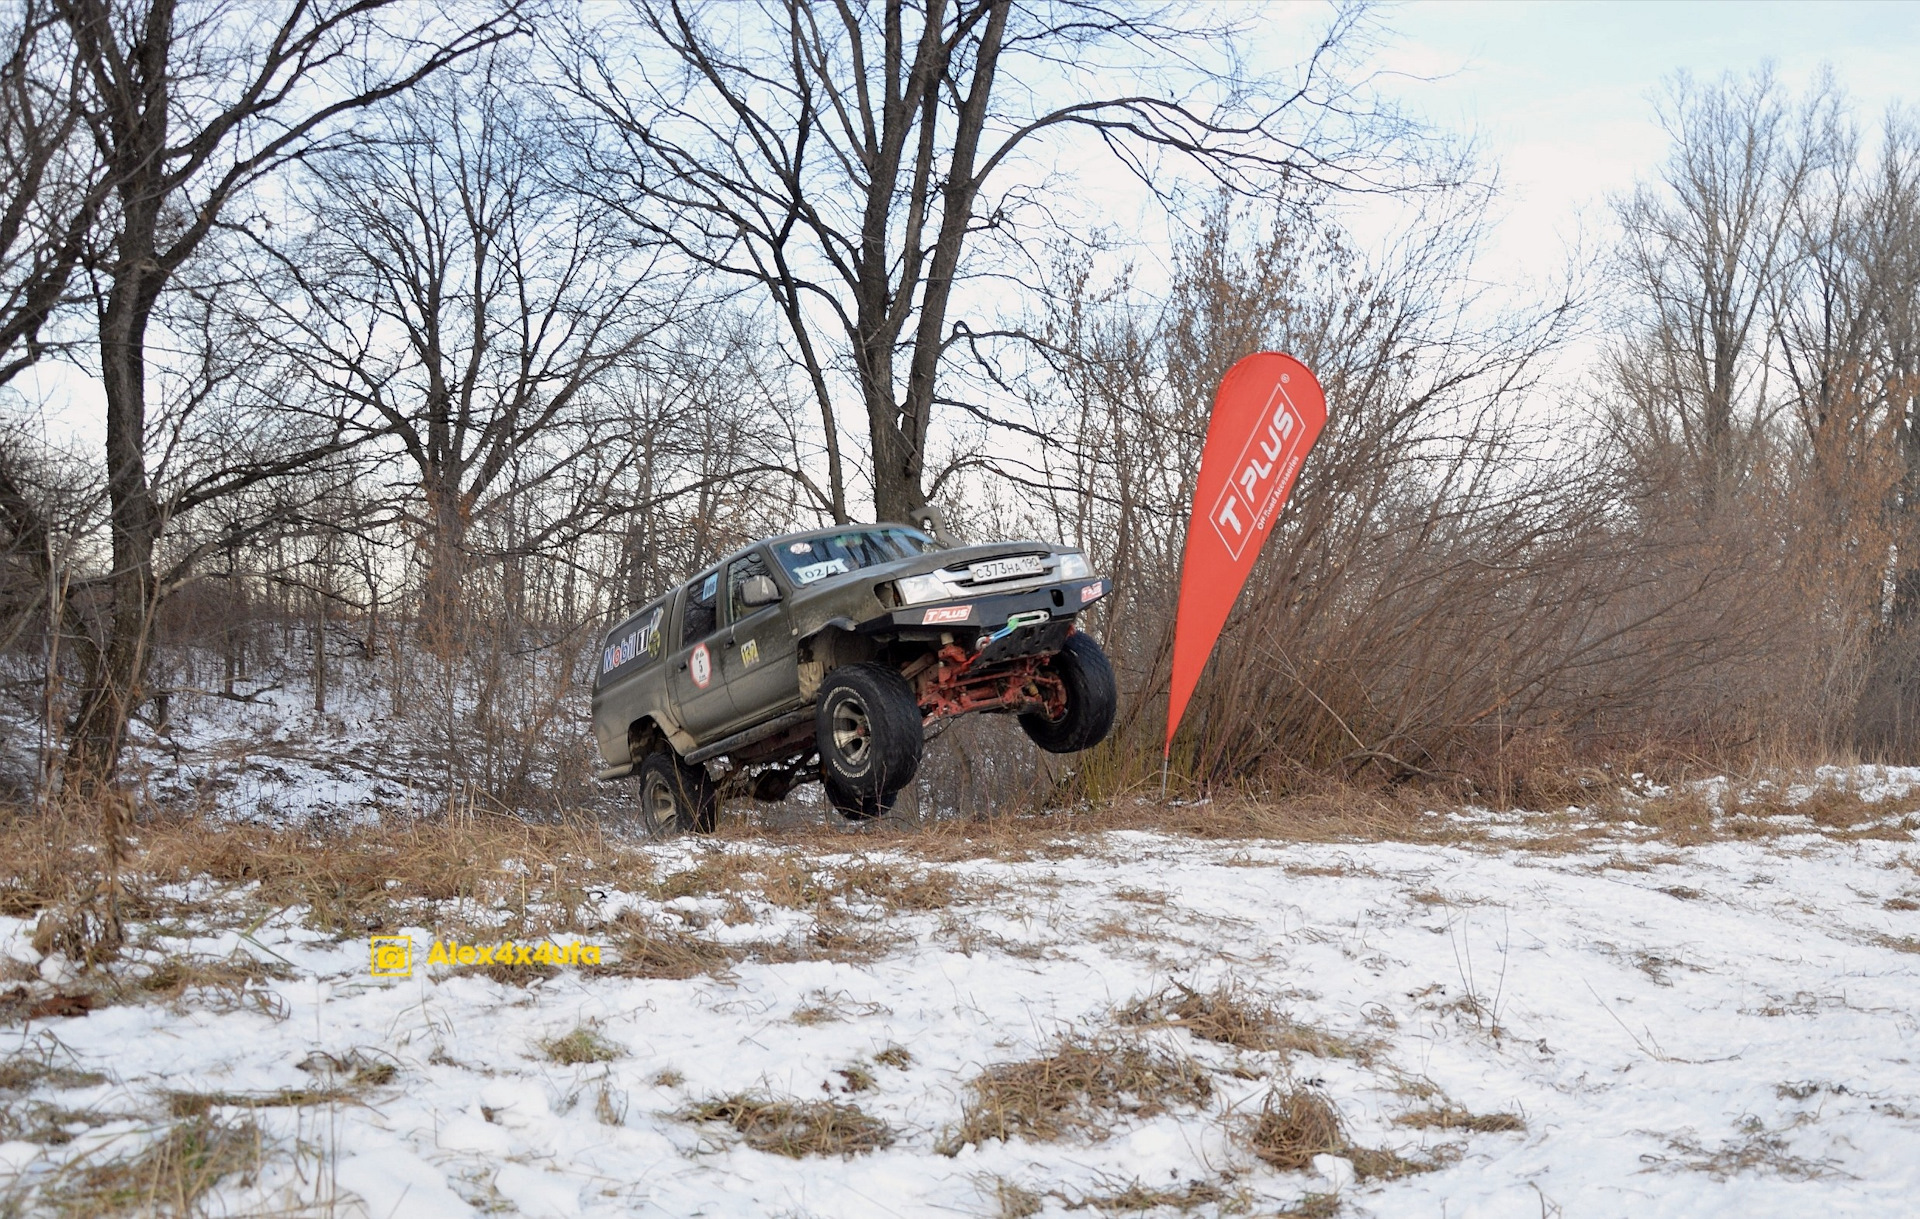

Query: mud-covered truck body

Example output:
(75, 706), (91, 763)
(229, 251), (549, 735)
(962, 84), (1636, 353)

(591, 522), (1115, 831)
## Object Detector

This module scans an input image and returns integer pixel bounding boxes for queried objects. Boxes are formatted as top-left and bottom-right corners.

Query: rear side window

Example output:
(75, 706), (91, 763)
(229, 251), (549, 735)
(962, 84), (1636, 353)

(681, 569), (720, 643)
(600, 600), (667, 683)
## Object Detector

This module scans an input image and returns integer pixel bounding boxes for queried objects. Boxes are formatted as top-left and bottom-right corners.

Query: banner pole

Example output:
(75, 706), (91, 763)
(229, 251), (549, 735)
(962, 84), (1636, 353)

(1159, 745), (1169, 798)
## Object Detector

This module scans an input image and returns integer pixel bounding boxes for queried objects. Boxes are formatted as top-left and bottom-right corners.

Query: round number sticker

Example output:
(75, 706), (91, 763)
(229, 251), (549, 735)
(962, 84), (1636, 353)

(690, 642), (712, 689)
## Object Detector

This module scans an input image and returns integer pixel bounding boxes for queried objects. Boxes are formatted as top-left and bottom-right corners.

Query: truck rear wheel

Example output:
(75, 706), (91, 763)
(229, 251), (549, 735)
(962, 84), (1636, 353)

(1019, 632), (1117, 753)
(636, 751), (718, 836)
(815, 663), (923, 798)
(825, 780), (893, 822)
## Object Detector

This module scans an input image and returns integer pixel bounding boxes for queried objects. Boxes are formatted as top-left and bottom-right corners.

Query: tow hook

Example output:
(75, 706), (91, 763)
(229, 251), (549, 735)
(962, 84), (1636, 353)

(973, 609), (1052, 653)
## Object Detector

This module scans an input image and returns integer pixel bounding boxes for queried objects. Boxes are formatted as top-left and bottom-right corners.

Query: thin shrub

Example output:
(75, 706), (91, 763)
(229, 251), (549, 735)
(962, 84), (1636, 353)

(681, 1093), (895, 1158)
(945, 1033), (1213, 1149)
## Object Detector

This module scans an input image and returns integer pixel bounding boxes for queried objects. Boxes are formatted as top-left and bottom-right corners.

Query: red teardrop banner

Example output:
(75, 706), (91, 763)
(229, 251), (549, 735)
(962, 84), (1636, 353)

(1165, 352), (1329, 756)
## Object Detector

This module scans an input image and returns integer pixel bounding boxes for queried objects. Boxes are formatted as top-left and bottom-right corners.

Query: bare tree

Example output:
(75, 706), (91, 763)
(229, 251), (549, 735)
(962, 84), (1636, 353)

(256, 49), (677, 638)
(1609, 68), (1832, 513)
(1772, 110), (1920, 755)
(560, 0), (1424, 524)
(0, 0), (104, 388)
(28, 0), (524, 784)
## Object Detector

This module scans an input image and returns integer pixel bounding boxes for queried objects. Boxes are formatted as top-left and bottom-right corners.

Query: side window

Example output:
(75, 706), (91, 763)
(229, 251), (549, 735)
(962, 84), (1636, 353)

(681, 569), (719, 643)
(727, 551), (774, 621)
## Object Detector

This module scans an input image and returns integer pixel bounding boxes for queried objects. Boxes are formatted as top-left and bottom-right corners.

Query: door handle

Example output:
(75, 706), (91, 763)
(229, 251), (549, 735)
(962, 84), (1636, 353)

(724, 638), (736, 649)
(678, 661), (687, 671)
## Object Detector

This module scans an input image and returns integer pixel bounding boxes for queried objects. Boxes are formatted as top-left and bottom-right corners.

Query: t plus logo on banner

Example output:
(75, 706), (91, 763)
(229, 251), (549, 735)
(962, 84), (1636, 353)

(1166, 352), (1328, 766)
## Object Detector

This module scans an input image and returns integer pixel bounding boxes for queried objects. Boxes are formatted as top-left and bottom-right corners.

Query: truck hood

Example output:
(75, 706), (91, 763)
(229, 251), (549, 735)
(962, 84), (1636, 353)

(787, 538), (1067, 622)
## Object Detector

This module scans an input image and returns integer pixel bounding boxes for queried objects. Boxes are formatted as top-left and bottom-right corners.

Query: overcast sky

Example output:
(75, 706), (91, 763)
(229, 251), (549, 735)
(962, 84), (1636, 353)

(1372, 0), (1920, 284)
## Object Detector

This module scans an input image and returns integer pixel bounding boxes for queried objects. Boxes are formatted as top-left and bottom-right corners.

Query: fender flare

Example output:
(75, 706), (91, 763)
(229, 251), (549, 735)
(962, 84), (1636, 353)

(630, 714), (696, 760)
(798, 616), (862, 646)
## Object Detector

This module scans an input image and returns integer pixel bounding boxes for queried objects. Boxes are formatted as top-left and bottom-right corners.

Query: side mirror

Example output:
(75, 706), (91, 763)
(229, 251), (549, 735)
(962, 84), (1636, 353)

(741, 574), (781, 606)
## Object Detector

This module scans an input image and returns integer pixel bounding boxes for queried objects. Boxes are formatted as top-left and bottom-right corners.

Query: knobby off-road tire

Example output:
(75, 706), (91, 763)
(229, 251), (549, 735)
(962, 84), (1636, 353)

(1019, 632), (1118, 754)
(816, 663), (924, 800)
(636, 751), (718, 836)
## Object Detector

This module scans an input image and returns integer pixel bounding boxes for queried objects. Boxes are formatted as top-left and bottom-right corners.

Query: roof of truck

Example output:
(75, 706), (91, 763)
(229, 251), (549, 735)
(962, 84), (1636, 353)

(606, 523), (935, 629)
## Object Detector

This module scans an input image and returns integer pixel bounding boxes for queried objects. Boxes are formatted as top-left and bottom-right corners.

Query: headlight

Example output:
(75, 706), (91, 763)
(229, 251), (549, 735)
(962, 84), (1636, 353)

(1057, 551), (1092, 580)
(894, 573), (949, 605)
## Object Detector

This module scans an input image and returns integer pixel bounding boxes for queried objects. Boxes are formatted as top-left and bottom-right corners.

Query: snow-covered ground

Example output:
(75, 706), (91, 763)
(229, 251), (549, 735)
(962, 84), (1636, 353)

(2, 792), (1918, 1218)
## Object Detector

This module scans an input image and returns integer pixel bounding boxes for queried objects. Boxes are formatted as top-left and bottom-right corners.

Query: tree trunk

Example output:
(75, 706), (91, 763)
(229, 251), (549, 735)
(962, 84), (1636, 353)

(420, 476), (468, 652)
(67, 261), (163, 788)
(312, 572), (327, 715)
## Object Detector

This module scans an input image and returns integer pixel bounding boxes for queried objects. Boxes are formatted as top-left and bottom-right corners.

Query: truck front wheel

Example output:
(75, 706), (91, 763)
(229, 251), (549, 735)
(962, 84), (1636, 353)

(816, 663), (924, 798)
(1019, 632), (1117, 753)
(636, 751), (718, 836)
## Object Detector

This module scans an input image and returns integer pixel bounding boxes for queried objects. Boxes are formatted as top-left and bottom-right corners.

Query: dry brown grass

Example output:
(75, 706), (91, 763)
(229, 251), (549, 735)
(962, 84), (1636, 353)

(590, 912), (746, 980)
(1283, 862), (1374, 878)
(984, 1176), (1043, 1218)
(1392, 1104), (1526, 1133)
(0, 1099), (117, 1148)
(1568, 773), (1920, 846)
(1120, 981), (1278, 1051)
(1644, 1116), (1835, 1181)
(1243, 1087), (1445, 1181)
(1120, 982), (1377, 1064)
(597, 908), (903, 972)
(643, 849), (997, 914)
(0, 764), (1897, 998)
(771, 916), (907, 965)
(1727, 778), (1920, 830)
(1616, 787), (1718, 839)
(681, 1093), (895, 1157)
(132, 953), (295, 1020)
(789, 988), (890, 1027)
(0, 807), (115, 922)
(38, 1113), (264, 1216)
(540, 1025), (622, 1065)
(1053, 1177), (1239, 1212)
(1244, 1087), (1345, 1172)
(933, 912), (1052, 959)
(0, 1039), (112, 1150)
(133, 813), (648, 938)
(165, 1087), (357, 1118)
(690, 780), (1454, 861)
(944, 1033), (1214, 1150)
(294, 1049), (396, 1087)
(0, 1046), (106, 1095)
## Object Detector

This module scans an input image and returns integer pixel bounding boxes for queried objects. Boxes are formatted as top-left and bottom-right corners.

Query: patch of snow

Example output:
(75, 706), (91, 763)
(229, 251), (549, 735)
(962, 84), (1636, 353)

(2, 814), (1916, 1215)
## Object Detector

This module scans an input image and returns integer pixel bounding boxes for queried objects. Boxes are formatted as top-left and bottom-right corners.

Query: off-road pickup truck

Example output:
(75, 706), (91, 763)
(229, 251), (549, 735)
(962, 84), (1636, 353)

(591, 519), (1115, 833)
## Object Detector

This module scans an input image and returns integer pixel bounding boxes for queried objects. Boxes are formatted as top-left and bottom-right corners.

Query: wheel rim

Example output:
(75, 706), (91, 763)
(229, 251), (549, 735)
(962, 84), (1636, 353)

(642, 772), (678, 831)
(830, 694), (872, 772)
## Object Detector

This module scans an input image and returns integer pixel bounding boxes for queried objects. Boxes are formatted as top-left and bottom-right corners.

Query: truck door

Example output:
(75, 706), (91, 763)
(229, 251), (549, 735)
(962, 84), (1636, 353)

(666, 567), (736, 741)
(720, 548), (801, 730)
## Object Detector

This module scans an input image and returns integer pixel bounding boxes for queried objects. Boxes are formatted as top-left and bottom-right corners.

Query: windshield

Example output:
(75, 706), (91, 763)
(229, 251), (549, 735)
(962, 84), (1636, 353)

(774, 528), (938, 587)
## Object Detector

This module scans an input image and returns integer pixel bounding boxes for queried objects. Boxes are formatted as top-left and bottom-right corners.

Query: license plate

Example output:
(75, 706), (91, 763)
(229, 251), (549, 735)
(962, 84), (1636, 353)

(968, 554), (1045, 583)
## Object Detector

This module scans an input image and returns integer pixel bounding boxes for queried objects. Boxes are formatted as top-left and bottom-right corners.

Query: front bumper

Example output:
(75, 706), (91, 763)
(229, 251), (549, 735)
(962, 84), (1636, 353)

(856, 576), (1109, 639)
